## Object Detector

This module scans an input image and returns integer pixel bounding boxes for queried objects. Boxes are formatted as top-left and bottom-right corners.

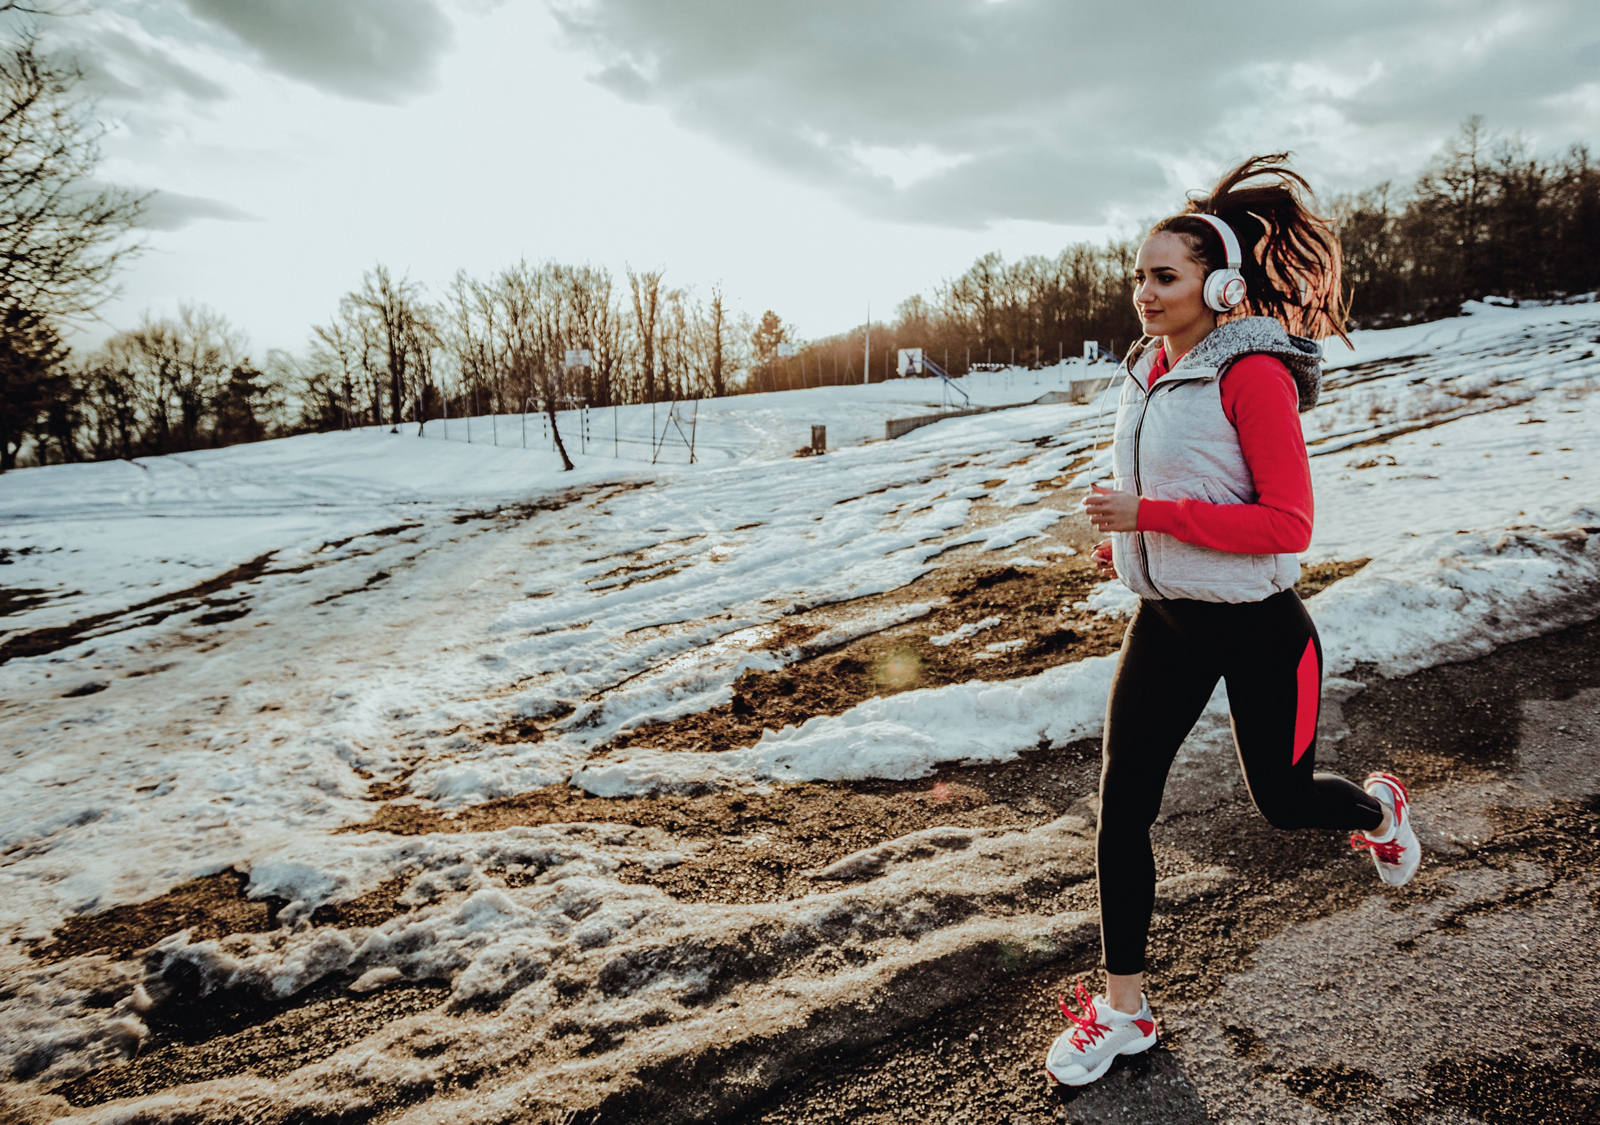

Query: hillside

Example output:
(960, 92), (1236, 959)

(1, 299), (1598, 1124)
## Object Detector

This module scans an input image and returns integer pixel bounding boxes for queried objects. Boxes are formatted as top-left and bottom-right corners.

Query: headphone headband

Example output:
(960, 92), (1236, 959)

(1193, 213), (1241, 271)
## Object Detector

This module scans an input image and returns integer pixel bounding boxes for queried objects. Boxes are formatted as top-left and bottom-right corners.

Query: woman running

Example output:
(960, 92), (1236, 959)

(1044, 154), (1421, 1088)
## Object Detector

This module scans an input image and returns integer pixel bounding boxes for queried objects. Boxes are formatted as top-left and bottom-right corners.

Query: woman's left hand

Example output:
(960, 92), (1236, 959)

(1083, 483), (1140, 533)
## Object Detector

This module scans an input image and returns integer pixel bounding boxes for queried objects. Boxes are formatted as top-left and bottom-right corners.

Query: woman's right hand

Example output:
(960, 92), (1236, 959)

(1092, 538), (1116, 578)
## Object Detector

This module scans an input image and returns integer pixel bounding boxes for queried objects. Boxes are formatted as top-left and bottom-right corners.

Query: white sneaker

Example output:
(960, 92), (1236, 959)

(1044, 980), (1158, 1087)
(1350, 771), (1421, 886)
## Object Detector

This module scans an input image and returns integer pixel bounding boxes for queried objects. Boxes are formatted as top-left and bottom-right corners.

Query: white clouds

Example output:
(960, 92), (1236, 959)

(845, 142), (972, 192)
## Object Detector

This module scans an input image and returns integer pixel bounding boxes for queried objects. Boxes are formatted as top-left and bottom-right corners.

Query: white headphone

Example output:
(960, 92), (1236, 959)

(1193, 213), (1248, 312)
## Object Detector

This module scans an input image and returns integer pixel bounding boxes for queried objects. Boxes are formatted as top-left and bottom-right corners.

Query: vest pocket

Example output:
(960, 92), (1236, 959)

(1147, 474), (1235, 506)
(1144, 476), (1272, 597)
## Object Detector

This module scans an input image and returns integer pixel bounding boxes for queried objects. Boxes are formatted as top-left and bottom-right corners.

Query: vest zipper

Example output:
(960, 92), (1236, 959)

(1127, 378), (1166, 599)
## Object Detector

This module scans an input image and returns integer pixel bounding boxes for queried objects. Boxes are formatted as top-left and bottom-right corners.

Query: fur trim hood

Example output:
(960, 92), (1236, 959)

(1124, 317), (1324, 412)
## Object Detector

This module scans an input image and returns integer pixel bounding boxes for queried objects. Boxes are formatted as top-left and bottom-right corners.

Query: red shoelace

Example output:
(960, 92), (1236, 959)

(1350, 832), (1405, 864)
(1057, 980), (1109, 1051)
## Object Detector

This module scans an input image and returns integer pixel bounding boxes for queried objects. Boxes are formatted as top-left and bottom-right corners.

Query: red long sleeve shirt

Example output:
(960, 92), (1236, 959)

(1133, 348), (1314, 555)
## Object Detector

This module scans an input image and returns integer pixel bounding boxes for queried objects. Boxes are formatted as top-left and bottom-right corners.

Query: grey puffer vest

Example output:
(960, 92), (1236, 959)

(1108, 317), (1322, 603)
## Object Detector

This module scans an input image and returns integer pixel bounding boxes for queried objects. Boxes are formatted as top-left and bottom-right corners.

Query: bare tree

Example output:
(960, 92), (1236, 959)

(293, 354), (346, 433)
(169, 303), (243, 449)
(443, 270), (492, 426)
(75, 354), (137, 460)
(0, 31), (146, 324)
(95, 304), (245, 455)
(403, 302), (441, 435)
(536, 264), (575, 470)
(350, 305), (384, 424)
(493, 260), (537, 420)
(1415, 115), (1492, 302)
(486, 261), (572, 469)
(704, 284), (729, 397)
(310, 313), (362, 429)
(627, 267), (663, 402)
(582, 267), (625, 409)
(346, 264), (425, 430)
(0, 28), (144, 469)
(1549, 144), (1600, 298)
(103, 318), (178, 453)
(659, 286), (693, 400)
(559, 263), (618, 406)
(470, 275), (507, 417)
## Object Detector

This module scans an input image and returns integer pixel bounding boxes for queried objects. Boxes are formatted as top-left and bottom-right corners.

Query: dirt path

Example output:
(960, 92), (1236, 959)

(20, 607), (1600, 1125)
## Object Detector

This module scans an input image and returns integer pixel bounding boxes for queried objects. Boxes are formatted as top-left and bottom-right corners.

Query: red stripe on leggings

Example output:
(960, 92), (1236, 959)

(1292, 637), (1318, 765)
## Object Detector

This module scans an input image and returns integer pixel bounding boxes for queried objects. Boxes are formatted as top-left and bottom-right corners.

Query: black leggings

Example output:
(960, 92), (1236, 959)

(1097, 588), (1385, 975)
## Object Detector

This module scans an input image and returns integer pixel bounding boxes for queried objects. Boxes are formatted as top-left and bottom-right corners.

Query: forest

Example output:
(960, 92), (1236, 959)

(3, 11), (1598, 471)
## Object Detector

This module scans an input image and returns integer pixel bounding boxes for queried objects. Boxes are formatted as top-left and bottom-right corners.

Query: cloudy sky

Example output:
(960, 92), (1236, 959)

(10, 0), (1600, 356)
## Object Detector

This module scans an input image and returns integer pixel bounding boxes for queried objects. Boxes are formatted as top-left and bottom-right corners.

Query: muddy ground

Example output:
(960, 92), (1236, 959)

(17, 550), (1600, 1124)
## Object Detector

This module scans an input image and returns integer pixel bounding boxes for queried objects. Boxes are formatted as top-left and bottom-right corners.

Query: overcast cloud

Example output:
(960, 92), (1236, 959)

(137, 189), (258, 232)
(550, 0), (1600, 226)
(72, 25), (227, 103)
(177, 0), (456, 102)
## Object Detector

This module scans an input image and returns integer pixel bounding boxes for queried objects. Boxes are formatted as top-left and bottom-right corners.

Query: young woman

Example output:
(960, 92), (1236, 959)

(1043, 155), (1421, 1088)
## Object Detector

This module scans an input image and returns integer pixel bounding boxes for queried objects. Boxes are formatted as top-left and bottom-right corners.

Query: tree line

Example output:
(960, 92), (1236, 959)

(1333, 116), (1600, 325)
(294, 262), (748, 471)
(2, 15), (1596, 470)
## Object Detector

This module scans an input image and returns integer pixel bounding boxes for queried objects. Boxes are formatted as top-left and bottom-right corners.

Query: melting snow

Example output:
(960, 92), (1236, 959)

(1, 300), (1598, 1112)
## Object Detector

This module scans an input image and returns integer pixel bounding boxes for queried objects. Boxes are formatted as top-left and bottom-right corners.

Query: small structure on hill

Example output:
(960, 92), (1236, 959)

(1067, 372), (1115, 404)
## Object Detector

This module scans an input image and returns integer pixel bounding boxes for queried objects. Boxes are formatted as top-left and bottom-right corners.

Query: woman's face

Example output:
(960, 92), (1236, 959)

(1133, 232), (1213, 345)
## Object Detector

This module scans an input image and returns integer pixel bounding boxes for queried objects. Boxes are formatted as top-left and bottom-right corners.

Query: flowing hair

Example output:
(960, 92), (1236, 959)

(1153, 154), (1349, 344)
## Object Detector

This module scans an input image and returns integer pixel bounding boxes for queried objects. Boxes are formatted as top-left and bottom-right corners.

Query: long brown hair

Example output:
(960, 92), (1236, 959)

(1153, 154), (1349, 344)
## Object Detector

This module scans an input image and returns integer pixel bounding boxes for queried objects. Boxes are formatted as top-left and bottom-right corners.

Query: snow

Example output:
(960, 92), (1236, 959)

(929, 616), (1002, 646)
(1, 299), (1598, 1106)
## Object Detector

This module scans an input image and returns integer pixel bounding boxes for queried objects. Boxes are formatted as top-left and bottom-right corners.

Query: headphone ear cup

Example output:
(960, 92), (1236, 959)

(1204, 269), (1246, 312)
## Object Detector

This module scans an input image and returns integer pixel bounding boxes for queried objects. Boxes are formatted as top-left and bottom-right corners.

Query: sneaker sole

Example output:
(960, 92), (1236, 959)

(1043, 1028), (1158, 1086)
